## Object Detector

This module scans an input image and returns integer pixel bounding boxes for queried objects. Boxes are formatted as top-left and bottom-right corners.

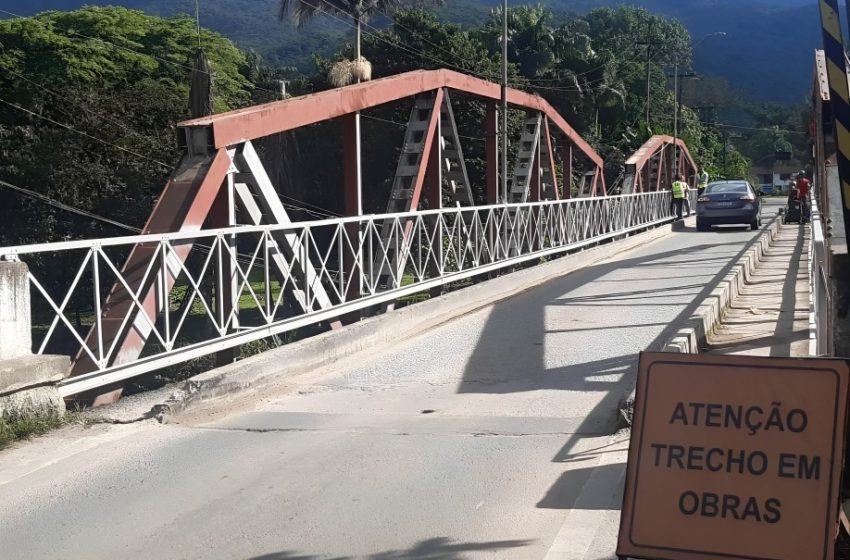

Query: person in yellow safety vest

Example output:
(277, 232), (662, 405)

(697, 168), (709, 195)
(672, 174), (689, 220)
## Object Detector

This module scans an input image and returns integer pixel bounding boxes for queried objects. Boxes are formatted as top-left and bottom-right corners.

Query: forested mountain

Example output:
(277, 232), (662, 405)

(0, 0), (827, 103)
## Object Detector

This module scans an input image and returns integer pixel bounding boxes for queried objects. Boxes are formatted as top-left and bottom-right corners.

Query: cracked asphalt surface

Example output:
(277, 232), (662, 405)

(0, 201), (782, 560)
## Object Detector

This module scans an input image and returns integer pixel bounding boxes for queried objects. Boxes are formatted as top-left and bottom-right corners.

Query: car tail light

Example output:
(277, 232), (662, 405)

(739, 195), (755, 201)
(697, 196), (710, 202)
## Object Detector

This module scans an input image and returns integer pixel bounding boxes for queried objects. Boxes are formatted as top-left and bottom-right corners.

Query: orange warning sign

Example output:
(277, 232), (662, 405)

(618, 352), (850, 560)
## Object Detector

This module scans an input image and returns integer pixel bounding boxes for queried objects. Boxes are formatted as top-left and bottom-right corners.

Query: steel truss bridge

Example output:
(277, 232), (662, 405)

(0, 68), (697, 403)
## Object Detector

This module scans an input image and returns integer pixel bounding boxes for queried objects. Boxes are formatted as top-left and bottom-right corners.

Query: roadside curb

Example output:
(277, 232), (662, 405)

(152, 221), (679, 422)
(618, 216), (782, 427)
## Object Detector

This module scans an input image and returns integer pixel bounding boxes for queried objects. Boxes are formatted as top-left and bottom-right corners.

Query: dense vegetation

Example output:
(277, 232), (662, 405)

(0, 4), (803, 250)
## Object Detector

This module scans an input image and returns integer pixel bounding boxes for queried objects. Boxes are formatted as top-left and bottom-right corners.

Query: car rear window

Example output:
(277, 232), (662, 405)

(706, 183), (748, 194)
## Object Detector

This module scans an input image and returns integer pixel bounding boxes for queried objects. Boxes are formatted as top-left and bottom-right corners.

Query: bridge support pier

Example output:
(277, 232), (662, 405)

(0, 261), (67, 421)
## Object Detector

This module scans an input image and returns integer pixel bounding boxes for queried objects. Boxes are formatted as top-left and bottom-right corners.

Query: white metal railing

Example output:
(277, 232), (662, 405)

(809, 194), (830, 356)
(1, 192), (674, 396)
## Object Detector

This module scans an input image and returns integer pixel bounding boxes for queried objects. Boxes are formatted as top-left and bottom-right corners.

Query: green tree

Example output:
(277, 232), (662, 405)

(477, 6), (557, 78)
(0, 7), (253, 247)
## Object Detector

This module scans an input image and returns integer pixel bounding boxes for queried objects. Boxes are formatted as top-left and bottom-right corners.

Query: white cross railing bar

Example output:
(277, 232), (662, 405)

(0, 192), (677, 256)
(1, 191), (677, 397)
(809, 193), (830, 357)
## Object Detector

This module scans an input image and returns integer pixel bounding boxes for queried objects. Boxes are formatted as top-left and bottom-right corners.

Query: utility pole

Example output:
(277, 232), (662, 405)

(673, 62), (678, 174)
(501, 0), (508, 203)
(645, 45), (651, 125)
(636, 22), (662, 129)
(669, 67), (696, 174)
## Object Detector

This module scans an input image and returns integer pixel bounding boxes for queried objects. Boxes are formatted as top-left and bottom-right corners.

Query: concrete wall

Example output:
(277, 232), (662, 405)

(0, 261), (68, 421)
(0, 262), (31, 361)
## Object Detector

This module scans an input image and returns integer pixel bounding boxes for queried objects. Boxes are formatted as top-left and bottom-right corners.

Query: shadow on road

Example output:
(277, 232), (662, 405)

(246, 537), (533, 560)
(771, 226), (806, 357)
(458, 223), (772, 511)
(537, 463), (626, 510)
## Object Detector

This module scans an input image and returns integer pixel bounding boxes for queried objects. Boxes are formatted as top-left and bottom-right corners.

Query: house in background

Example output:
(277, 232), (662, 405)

(752, 161), (802, 194)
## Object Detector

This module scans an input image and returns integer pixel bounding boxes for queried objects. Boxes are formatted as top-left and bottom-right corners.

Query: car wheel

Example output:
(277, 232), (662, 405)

(751, 219), (759, 231)
(697, 219), (709, 232)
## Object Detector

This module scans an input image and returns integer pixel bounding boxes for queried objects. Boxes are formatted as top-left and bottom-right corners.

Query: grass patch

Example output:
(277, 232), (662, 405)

(0, 413), (78, 451)
(397, 273), (430, 305)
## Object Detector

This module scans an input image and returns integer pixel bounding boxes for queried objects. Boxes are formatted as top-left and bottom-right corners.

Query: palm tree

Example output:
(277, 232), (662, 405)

(280, 0), (400, 86)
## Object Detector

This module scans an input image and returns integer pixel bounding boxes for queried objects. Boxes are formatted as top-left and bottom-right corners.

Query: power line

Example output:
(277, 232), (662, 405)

(527, 54), (645, 84)
(0, 178), (142, 232)
(650, 113), (807, 136)
(0, 64), (152, 140)
(372, 5), (642, 91)
(0, 13), (346, 225)
(0, 85), (339, 219)
(0, 178), (273, 266)
(278, 194), (341, 218)
(313, 2), (487, 81)
(371, 6), (493, 80)
(316, 2), (600, 94)
(0, 97), (172, 169)
(362, 113), (488, 143)
(714, 122), (807, 135)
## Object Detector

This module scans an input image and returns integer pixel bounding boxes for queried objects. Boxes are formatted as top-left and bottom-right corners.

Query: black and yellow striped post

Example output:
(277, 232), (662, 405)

(820, 0), (850, 249)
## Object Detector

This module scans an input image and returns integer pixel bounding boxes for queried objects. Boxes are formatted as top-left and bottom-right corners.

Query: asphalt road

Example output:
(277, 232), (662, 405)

(0, 200), (784, 560)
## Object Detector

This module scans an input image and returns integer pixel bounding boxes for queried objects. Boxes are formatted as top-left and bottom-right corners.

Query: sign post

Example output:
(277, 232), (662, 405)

(618, 352), (850, 560)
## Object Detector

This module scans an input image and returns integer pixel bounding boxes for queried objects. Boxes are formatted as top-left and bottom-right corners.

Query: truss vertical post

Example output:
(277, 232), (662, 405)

(426, 130), (443, 210)
(591, 167), (599, 197)
(342, 113), (363, 316)
(426, 110), (444, 296)
(563, 143), (573, 199)
(210, 170), (238, 366)
(542, 118), (559, 200)
(530, 138), (542, 202)
(656, 149), (665, 191)
(486, 102), (499, 204)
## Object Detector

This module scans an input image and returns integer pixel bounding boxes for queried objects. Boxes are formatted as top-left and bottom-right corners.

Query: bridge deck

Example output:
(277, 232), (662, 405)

(0, 202), (790, 559)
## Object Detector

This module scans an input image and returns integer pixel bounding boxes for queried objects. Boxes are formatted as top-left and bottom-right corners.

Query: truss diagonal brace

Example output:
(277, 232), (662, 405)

(69, 148), (232, 404)
(374, 88), (445, 288)
(236, 141), (336, 316)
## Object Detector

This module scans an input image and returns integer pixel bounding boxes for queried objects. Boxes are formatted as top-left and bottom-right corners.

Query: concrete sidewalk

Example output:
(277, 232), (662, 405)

(545, 213), (808, 560)
(707, 222), (810, 357)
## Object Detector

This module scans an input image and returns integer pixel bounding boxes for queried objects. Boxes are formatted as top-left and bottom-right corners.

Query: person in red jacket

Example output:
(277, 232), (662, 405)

(796, 171), (810, 200)
(796, 171), (811, 223)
